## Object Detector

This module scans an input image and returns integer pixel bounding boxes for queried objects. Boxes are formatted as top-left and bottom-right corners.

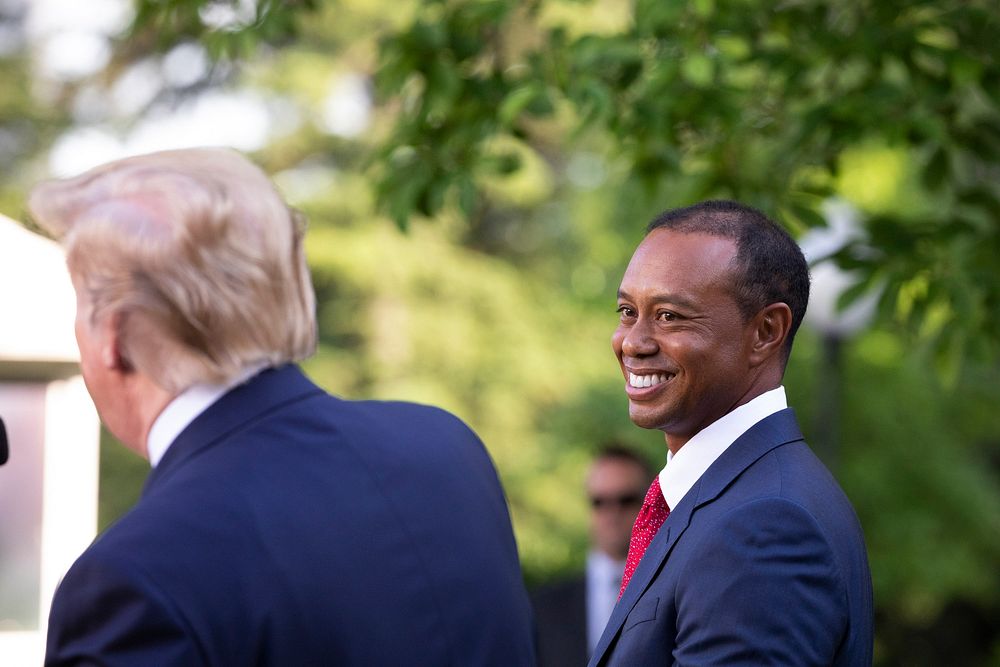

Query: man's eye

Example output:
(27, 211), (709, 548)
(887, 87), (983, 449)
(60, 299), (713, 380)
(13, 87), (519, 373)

(657, 311), (678, 322)
(616, 305), (636, 319)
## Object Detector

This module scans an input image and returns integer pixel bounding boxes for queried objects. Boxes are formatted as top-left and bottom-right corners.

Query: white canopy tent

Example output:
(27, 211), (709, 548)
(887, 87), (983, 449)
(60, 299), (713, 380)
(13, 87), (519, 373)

(0, 213), (99, 665)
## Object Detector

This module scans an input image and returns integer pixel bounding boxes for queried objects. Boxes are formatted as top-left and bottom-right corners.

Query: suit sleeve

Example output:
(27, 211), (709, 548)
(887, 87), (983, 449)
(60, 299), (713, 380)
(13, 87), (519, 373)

(45, 550), (202, 667)
(671, 498), (849, 666)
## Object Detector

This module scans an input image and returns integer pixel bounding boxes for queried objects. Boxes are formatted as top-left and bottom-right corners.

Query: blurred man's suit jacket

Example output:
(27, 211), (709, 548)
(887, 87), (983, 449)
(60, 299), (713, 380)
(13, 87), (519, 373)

(532, 575), (587, 667)
(46, 365), (535, 666)
(589, 409), (873, 666)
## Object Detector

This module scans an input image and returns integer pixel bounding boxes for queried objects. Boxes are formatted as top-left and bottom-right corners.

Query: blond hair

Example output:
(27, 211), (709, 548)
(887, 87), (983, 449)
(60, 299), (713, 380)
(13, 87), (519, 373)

(29, 148), (317, 393)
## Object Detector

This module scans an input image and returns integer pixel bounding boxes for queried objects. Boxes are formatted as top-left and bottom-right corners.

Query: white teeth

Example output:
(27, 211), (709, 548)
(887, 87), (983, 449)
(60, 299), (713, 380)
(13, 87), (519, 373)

(629, 372), (669, 388)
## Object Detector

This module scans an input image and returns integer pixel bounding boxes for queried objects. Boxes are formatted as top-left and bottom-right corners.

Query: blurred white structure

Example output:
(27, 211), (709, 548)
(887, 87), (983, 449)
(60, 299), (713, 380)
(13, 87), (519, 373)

(0, 213), (99, 665)
(798, 199), (880, 469)
(800, 199), (880, 338)
(321, 72), (373, 139)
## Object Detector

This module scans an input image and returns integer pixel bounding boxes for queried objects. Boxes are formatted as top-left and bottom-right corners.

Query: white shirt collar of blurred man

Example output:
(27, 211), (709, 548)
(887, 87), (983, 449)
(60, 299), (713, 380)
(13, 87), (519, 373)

(659, 386), (787, 511)
(145, 363), (270, 467)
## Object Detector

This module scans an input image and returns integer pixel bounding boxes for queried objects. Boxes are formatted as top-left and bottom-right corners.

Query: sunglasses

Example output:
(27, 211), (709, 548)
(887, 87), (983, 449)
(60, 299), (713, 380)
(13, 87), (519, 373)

(590, 493), (643, 510)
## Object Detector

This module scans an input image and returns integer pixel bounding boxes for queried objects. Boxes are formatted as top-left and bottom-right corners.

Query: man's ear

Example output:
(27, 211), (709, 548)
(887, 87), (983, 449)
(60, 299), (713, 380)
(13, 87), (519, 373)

(99, 311), (132, 372)
(748, 303), (792, 367)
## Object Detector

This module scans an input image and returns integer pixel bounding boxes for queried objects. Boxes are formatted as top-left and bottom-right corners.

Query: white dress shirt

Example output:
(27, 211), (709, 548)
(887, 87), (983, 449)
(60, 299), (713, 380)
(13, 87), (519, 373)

(585, 550), (625, 656)
(659, 386), (787, 511)
(146, 365), (268, 467)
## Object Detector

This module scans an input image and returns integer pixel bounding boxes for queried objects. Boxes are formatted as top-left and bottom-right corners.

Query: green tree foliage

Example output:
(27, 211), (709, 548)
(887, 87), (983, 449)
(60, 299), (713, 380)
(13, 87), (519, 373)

(370, 0), (1000, 377)
(128, 0), (317, 58)
(0, 23), (72, 215)
(128, 0), (1000, 373)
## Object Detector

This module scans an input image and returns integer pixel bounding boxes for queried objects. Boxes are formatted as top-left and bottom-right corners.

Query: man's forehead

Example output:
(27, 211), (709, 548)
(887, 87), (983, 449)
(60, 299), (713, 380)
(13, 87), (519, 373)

(621, 230), (737, 291)
(635, 228), (736, 262)
(588, 457), (648, 483)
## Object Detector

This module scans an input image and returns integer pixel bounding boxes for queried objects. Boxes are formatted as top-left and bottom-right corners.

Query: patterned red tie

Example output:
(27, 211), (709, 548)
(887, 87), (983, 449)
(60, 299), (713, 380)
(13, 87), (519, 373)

(618, 476), (670, 599)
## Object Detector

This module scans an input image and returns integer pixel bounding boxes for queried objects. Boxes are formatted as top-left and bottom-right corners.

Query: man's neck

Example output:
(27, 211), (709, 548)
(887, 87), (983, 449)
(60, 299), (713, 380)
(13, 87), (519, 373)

(112, 374), (175, 460)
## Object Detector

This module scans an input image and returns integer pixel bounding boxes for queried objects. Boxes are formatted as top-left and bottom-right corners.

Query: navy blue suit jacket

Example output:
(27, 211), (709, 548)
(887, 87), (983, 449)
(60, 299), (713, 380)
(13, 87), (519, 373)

(589, 409), (873, 666)
(46, 365), (535, 666)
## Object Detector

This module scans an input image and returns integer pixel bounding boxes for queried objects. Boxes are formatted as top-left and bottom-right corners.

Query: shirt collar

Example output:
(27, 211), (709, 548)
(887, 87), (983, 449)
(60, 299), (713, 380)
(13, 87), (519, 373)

(145, 364), (268, 468)
(658, 386), (787, 510)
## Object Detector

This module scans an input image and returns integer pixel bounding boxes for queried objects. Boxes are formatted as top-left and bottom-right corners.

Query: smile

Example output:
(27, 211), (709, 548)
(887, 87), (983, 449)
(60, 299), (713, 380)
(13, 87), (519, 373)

(628, 372), (671, 388)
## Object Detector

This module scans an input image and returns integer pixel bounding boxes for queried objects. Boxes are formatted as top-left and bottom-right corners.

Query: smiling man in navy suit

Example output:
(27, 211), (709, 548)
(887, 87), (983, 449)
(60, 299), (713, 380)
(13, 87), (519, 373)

(30, 148), (535, 666)
(591, 200), (873, 666)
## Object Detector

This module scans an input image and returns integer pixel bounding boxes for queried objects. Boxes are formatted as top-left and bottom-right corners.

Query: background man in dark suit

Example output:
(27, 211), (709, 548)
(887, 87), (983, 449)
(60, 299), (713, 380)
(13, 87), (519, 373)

(30, 148), (535, 666)
(591, 200), (873, 666)
(532, 446), (653, 667)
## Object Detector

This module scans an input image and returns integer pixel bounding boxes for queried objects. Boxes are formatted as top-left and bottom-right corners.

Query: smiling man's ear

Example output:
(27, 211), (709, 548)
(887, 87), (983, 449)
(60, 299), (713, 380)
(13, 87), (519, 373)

(748, 302), (793, 367)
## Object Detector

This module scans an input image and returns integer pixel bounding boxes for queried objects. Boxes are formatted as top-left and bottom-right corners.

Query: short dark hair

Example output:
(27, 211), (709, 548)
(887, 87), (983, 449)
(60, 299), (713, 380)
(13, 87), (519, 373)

(594, 445), (655, 479)
(647, 200), (810, 361)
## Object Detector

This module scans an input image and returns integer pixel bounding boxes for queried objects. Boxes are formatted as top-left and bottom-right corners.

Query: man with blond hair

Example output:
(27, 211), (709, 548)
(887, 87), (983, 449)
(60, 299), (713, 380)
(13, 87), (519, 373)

(31, 148), (535, 666)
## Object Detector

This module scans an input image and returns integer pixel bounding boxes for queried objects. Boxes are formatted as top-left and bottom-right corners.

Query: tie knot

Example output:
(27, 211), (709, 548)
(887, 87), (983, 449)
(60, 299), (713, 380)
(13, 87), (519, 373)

(643, 476), (665, 510)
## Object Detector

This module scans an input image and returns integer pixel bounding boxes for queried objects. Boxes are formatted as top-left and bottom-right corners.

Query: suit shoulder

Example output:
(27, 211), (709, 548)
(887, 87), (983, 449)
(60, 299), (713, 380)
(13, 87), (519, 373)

(338, 398), (479, 439)
(768, 443), (864, 526)
(351, 397), (465, 421)
(734, 441), (858, 513)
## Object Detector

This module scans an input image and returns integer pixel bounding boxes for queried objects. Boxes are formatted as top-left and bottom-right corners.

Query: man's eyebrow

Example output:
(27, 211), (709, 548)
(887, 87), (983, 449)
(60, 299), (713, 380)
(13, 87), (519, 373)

(617, 289), (697, 310)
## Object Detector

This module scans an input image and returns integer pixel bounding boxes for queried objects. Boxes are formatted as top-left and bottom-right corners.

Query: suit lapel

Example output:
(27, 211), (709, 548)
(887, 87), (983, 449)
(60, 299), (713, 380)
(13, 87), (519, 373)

(588, 409), (805, 665)
(143, 365), (324, 496)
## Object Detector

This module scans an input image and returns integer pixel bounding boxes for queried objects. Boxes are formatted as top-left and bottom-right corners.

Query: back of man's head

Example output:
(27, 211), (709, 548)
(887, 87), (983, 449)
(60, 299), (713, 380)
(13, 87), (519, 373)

(29, 148), (317, 393)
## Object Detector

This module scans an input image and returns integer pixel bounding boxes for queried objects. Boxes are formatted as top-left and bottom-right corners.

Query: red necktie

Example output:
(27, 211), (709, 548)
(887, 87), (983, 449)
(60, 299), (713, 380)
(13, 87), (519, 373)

(619, 476), (670, 598)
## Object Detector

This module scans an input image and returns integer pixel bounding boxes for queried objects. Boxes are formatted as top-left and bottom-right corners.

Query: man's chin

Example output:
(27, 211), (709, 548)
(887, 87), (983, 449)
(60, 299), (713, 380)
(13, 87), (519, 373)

(628, 405), (667, 431)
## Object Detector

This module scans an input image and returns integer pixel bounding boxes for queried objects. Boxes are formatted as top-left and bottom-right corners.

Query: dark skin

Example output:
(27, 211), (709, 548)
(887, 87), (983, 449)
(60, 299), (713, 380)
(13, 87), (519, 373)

(612, 229), (792, 455)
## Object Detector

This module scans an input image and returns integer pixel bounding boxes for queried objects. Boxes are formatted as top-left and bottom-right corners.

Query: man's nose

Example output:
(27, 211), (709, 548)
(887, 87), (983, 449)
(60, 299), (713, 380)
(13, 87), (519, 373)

(621, 319), (658, 358)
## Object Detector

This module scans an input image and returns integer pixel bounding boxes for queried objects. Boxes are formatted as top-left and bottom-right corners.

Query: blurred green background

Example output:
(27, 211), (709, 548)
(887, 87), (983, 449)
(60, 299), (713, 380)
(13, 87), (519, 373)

(3, 0), (999, 664)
